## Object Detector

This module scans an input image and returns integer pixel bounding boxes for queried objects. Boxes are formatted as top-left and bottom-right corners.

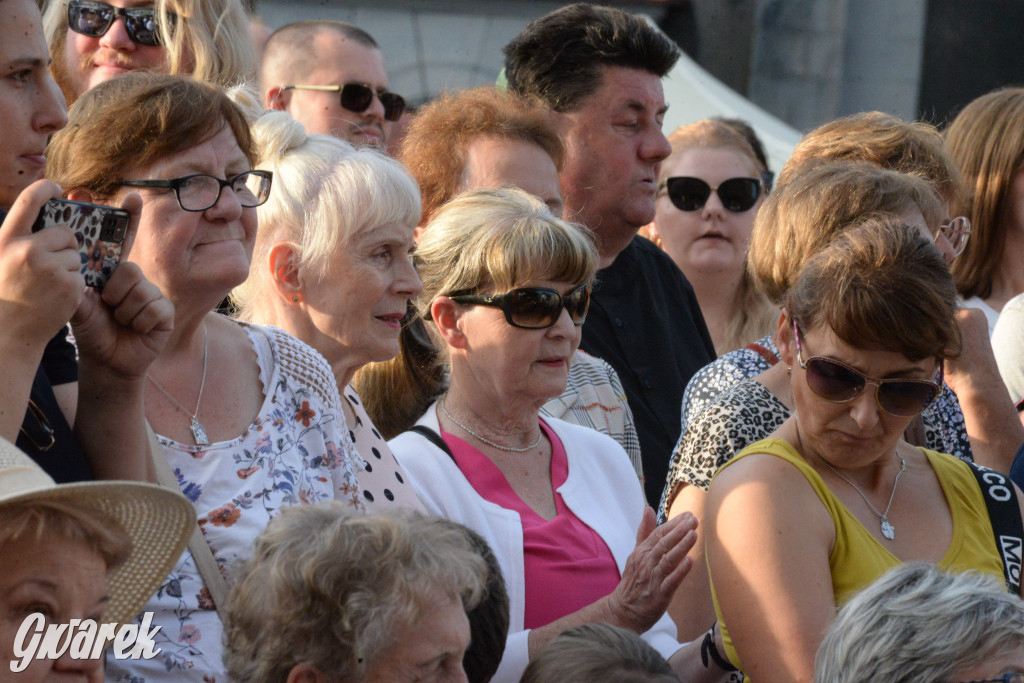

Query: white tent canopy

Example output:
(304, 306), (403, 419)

(661, 49), (801, 174)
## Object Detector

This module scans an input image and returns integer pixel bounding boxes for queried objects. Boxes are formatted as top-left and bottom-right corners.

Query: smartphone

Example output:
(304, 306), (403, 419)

(32, 198), (130, 290)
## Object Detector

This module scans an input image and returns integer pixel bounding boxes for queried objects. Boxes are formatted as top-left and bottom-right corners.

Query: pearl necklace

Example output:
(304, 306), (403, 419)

(440, 396), (542, 452)
(796, 428), (906, 541)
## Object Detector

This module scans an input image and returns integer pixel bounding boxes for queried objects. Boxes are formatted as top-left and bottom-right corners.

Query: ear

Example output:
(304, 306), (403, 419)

(431, 296), (469, 351)
(285, 664), (329, 683)
(775, 309), (797, 368)
(644, 219), (661, 247)
(266, 85), (290, 112)
(268, 241), (303, 304)
(67, 188), (97, 203)
(413, 224), (425, 243)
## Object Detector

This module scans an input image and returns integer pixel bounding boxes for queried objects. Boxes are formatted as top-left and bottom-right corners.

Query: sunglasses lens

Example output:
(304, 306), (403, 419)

(124, 10), (162, 46)
(505, 289), (561, 328)
(566, 285), (590, 325)
(877, 382), (939, 417)
(340, 83), (375, 113)
(717, 178), (762, 212)
(380, 92), (406, 122)
(805, 358), (865, 402)
(68, 1), (112, 37)
(666, 177), (711, 212)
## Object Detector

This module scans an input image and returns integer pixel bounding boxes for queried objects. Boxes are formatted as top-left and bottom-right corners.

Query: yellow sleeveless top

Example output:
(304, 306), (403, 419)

(709, 437), (1004, 677)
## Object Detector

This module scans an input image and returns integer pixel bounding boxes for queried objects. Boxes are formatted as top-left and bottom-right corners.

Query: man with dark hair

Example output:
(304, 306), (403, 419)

(505, 3), (716, 506)
(261, 21), (405, 148)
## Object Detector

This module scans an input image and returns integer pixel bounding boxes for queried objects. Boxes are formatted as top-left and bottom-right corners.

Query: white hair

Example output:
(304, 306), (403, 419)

(231, 111), (421, 321)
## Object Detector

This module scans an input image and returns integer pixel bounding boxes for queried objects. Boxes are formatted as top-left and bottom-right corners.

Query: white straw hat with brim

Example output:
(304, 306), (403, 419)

(0, 435), (195, 627)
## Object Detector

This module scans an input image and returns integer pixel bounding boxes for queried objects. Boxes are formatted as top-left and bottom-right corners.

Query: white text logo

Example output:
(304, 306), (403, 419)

(11, 612), (162, 672)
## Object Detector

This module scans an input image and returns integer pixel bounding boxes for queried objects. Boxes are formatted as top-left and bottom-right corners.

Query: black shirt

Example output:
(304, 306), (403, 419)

(579, 236), (715, 506)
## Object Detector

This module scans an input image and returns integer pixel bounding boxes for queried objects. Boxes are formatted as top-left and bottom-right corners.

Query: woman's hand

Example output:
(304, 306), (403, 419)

(606, 507), (698, 634)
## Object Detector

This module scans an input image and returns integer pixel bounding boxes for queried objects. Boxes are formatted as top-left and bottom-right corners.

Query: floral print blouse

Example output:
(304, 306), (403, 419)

(107, 321), (364, 682)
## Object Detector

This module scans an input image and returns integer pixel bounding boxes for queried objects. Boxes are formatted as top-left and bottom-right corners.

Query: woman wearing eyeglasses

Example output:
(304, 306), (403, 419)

(704, 216), (1023, 683)
(43, 0), (256, 107)
(388, 188), (713, 683)
(45, 73), (366, 682)
(647, 119), (775, 356)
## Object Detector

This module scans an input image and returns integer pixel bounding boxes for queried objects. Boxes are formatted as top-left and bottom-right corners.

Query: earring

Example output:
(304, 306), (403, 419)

(292, 296), (300, 303)
(786, 366), (792, 376)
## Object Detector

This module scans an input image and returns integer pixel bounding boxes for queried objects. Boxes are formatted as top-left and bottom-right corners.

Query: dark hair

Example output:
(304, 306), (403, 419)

(713, 116), (773, 189)
(503, 3), (680, 113)
(520, 623), (676, 683)
(261, 21), (379, 92)
(784, 215), (961, 362)
(46, 73), (254, 200)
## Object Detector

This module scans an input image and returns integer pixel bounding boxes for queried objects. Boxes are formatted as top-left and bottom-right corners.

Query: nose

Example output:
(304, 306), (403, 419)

(547, 304), (577, 340)
(641, 126), (672, 164)
(394, 254), (423, 298)
(35, 72), (68, 135)
(848, 385), (882, 431)
(361, 91), (386, 123)
(204, 181), (245, 220)
(52, 645), (104, 679)
(99, 15), (135, 50)
(701, 187), (726, 219)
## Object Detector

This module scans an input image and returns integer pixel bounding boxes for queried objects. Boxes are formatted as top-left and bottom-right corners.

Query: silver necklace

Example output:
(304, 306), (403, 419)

(440, 396), (542, 452)
(797, 429), (906, 541)
(147, 325), (210, 446)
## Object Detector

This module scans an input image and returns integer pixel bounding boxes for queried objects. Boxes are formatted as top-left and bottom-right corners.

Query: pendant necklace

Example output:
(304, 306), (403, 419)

(147, 325), (210, 446)
(796, 428), (906, 540)
(440, 395), (542, 452)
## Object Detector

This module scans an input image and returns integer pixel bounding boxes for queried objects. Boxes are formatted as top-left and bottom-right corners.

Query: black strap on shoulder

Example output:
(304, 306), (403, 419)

(968, 462), (1023, 593)
(408, 425), (456, 464)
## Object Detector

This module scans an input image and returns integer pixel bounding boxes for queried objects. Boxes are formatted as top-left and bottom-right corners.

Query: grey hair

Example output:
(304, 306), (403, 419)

(221, 504), (488, 683)
(815, 563), (1024, 683)
(231, 110), (420, 322)
(521, 623), (677, 683)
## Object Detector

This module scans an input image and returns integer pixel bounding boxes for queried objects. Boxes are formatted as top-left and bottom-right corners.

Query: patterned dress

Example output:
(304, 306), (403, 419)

(107, 321), (364, 682)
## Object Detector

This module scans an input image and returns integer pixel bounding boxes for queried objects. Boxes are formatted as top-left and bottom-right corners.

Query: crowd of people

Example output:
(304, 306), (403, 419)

(2, 0), (1024, 681)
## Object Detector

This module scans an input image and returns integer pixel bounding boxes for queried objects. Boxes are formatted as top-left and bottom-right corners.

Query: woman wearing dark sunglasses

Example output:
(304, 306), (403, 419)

(43, 0), (255, 107)
(648, 119), (775, 356)
(704, 217), (1023, 682)
(389, 188), (717, 683)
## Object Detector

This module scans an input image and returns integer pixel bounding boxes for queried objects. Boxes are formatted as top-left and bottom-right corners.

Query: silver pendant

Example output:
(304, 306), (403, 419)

(190, 416), (210, 446)
(880, 518), (895, 540)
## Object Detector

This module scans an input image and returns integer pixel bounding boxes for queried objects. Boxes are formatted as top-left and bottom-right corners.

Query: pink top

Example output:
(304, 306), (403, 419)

(441, 420), (621, 628)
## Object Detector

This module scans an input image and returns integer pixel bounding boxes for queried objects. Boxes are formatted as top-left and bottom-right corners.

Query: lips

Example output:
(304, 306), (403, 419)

(375, 313), (404, 330)
(19, 153), (46, 168)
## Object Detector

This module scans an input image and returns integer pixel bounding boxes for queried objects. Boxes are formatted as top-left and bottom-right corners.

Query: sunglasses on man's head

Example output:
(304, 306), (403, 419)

(67, 0), (174, 47)
(449, 283), (590, 330)
(660, 176), (762, 213)
(792, 321), (943, 417)
(281, 83), (406, 122)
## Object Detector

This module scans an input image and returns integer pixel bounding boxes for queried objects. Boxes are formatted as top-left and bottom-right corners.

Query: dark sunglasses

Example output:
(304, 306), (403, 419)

(450, 283), (590, 330)
(67, 0), (174, 47)
(281, 83), (406, 122)
(793, 321), (943, 417)
(660, 176), (762, 213)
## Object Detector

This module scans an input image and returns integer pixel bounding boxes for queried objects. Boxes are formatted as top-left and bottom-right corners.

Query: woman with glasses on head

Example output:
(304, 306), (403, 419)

(704, 215), (1024, 683)
(647, 119), (775, 356)
(45, 73), (365, 682)
(388, 188), (712, 683)
(43, 0), (256, 107)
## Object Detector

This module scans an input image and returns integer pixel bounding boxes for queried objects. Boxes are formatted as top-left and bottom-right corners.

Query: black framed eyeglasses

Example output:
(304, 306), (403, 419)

(67, 0), (175, 47)
(450, 283), (591, 330)
(793, 321), (943, 417)
(281, 84), (406, 122)
(659, 176), (763, 213)
(121, 170), (273, 212)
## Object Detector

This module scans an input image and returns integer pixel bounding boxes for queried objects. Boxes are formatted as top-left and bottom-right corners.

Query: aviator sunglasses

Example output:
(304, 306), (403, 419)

(660, 176), (762, 213)
(449, 283), (591, 330)
(793, 321), (943, 417)
(281, 83), (406, 122)
(67, 0), (174, 47)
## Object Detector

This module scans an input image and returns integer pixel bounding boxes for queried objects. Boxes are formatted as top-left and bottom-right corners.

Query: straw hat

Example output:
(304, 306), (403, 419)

(0, 436), (195, 627)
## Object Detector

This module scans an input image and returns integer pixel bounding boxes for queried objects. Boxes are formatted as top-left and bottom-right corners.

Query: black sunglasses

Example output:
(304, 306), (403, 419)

(793, 321), (943, 417)
(282, 83), (406, 122)
(121, 170), (273, 213)
(450, 283), (590, 330)
(67, 0), (174, 47)
(660, 176), (762, 213)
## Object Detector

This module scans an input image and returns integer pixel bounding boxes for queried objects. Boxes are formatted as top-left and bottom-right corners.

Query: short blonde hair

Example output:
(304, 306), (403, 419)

(750, 161), (945, 305)
(0, 499), (131, 571)
(44, 0), (257, 106)
(945, 87), (1024, 300)
(231, 111), (421, 322)
(222, 504), (488, 683)
(777, 111), (963, 209)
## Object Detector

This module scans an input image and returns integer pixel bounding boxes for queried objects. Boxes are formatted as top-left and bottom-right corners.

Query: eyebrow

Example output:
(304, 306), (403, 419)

(6, 57), (48, 70)
(624, 100), (669, 117)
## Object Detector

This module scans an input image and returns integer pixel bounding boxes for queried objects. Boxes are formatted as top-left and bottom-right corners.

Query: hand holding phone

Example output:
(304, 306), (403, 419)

(33, 198), (129, 290)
